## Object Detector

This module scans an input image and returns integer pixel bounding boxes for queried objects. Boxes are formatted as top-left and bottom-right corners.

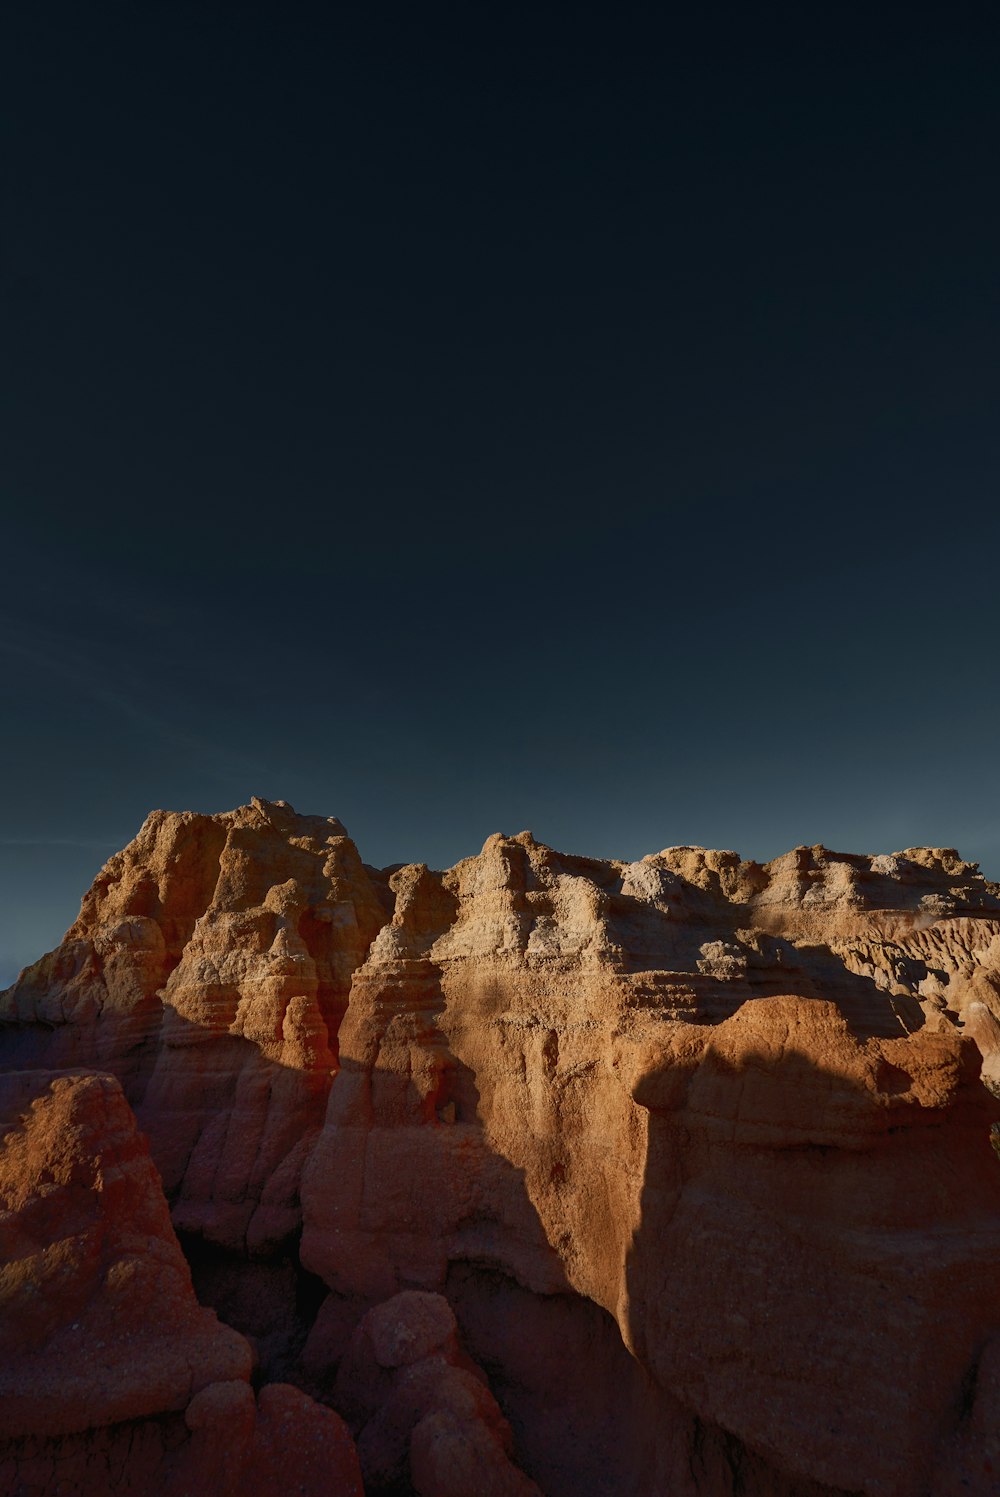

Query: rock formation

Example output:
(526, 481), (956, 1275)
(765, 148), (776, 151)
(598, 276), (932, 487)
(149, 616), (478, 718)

(0, 1066), (362, 1495)
(329, 1289), (540, 1495)
(3, 799), (1000, 1495)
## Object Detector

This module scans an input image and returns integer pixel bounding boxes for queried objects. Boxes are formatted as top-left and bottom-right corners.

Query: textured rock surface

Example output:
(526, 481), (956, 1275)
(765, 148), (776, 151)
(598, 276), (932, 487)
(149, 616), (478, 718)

(0, 1068), (250, 1437)
(3, 803), (1000, 1495)
(2, 799), (385, 1255)
(0, 1067), (361, 1496)
(328, 1290), (540, 1495)
(0, 1380), (364, 1497)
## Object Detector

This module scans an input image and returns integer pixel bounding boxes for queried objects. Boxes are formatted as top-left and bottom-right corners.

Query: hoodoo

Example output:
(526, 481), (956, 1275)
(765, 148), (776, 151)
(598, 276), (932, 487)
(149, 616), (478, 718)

(2, 800), (999, 1495)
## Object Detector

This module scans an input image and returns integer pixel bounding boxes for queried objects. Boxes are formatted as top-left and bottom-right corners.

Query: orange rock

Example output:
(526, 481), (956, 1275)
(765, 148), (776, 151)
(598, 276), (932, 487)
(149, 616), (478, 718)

(0, 1068), (362, 1496)
(622, 996), (1000, 1493)
(5, 811), (1000, 1494)
(2, 800), (387, 1254)
(0, 1069), (251, 1439)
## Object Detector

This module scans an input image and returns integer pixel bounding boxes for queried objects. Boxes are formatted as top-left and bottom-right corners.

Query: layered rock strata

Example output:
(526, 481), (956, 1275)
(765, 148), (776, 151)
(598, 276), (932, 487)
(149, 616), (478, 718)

(0, 1067), (361, 1496)
(3, 800), (385, 1254)
(3, 801), (1000, 1496)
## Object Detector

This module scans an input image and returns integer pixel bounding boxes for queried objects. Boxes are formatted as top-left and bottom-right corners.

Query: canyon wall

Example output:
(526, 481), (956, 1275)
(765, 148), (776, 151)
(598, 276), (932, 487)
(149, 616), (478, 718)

(0, 1065), (361, 1496)
(3, 800), (1000, 1495)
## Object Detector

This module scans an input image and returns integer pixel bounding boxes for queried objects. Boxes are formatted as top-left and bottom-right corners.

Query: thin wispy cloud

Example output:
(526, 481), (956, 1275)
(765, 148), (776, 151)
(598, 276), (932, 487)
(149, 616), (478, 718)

(0, 617), (266, 785)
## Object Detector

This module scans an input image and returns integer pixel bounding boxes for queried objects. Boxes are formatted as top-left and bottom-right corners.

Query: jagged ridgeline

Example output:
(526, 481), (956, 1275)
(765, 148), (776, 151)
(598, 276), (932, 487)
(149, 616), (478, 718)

(2, 798), (1000, 1496)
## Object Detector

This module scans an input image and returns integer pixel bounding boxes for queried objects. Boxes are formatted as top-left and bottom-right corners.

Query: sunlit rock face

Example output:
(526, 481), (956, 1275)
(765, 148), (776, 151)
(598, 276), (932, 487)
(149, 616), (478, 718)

(2, 798), (386, 1254)
(3, 803), (1000, 1496)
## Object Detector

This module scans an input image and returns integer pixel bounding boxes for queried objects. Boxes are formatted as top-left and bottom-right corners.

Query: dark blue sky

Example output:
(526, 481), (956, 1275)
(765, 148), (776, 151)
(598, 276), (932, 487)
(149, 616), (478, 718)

(3, 1), (999, 983)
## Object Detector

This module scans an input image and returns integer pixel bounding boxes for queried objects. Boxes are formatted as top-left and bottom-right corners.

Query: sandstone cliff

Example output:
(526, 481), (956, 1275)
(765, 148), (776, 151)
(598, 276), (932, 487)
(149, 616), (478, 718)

(0, 1067), (362, 1496)
(3, 800), (1000, 1495)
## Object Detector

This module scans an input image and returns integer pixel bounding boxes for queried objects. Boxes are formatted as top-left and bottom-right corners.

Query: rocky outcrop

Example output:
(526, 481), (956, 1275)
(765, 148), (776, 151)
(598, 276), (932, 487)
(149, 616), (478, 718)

(0, 1068), (250, 1437)
(325, 1290), (540, 1496)
(2, 799), (385, 1254)
(0, 1067), (362, 1496)
(624, 996), (1000, 1494)
(3, 804), (1000, 1495)
(0, 1379), (364, 1497)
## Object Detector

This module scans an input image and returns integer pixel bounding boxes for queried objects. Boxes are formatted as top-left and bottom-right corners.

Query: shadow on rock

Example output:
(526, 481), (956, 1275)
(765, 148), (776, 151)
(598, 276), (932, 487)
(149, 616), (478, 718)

(624, 994), (1000, 1497)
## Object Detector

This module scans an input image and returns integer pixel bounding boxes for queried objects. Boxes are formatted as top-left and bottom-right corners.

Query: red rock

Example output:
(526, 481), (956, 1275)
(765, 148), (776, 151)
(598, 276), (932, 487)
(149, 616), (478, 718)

(4, 811), (1000, 1494)
(366, 1289), (460, 1368)
(0, 1068), (362, 1497)
(0, 1069), (251, 1439)
(411, 1407), (542, 1497)
(301, 1291), (372, 1379)
(176, 1380), (256, 1494)
(334, 1291), (538, 1495)
(244, 1383), (363, 1497)
(2, 800), (386, 1254)
(164, 1381), (363, 1497)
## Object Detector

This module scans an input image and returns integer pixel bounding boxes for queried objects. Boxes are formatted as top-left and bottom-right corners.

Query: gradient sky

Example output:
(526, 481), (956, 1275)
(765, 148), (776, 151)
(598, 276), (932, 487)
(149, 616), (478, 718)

(2, 2), (999, 984)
